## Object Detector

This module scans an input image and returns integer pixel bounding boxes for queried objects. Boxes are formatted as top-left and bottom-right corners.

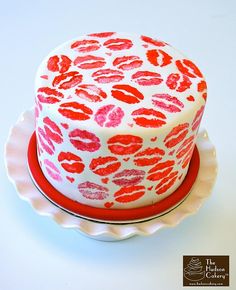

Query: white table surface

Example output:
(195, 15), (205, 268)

(1, 0), (235, 289)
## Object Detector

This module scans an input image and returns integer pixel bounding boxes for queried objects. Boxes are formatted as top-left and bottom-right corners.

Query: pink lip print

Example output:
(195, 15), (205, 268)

(112, 169), (145, 187)
(75, 84), (107, 102)
(47, 55), (72, 73)
(140, 35), (166, 47)
(44, 159), (62, 182)
(94, 104), (124, 127)
(132, 71), (163, 86)
(69, 129), (101, 152)
(71, 39), (101, 53)
(92, 69), (124, 83)
(88, 32), (115, 38)
(37, 127), (55, 155)
(74, 55), (106, 69)
(37, 87), (64, 104)
(103, 38), (133, 51)
(43, 117), (63, 144)
(192, 106), (205, 131)
(113, 55), (143, 70)
(152, 94), (184, 113)
(78, 181), (109, 200)
(166, 73), (192, 92)
(52, 71), (83, 90)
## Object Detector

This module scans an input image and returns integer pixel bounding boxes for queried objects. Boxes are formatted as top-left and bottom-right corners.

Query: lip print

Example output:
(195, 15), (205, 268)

(197, 80), (207, 101)
(134, 147), (165, 166)
(176, 135), (195, 159)
(146, 49), (172, 67)
(111, 84), (144, 104)
(52, 71), (83, 90)
(114, 185), (145, 203)
(43, 116), (63, 144)
(71, 39), (101, 53)
(78, 181), (109, 200)
(112, 169), (145, 187)
(75, 84), (107, 102)
(58, 152), (85, 174)
(176, 59), (203, 78)
(181, 144), (195, 168)
(37, 127), (55, 155)
(140, 35), (166, 47)
(155, 171), (178, 195)
(103, 38), (133, 51)
(152, 94), (184, 113)
(94, 104), (124, 127)
(107, 135), (143, 155)
(92, 69), (124, 83)
(89, 156), (121, 176)
(166, 73), (192, 92)
(58, 102), (93, 121)
(192, 106), (205, 131)
(113, 55), (143, 70)
(74, 55), (106, 69)
(37, 87), (64, 104)
(47, 55), (72, 73)
(88, 32), (115, 38)
(131, 108), (166, 128)
(44, 159), (62, 182)
(69, 129), (101, 152)
(132, 71), (163, 86)
(164, 123), (189, 148)
(147, 160), (175, 181)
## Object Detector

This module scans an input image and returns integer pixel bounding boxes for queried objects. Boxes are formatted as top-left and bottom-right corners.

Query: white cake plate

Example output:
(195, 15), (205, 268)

(5, 110), (218, 241)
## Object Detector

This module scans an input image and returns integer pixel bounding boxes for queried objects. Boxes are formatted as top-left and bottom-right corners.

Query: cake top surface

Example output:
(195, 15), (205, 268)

(35, 32), (206, 132)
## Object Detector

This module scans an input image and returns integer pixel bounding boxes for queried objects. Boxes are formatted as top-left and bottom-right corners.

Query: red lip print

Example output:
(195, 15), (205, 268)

(152, 94), (184, 113)
(75, 84), (107, 102)
(111, 84), (144, 104)
(43, 116), (63, 144)
(107, 135), (143, 155)
(71, 39), (101, 53)
(147, 160), (175, 181)
(113, 55), (143, 70)
(176, 135), (195, 160)
(69, 129), (101, 152)
(47, 55), (72, 73)
(155, 171), (178, 195)
(58, 102), (93, 121)
(131, 108), (166, 128)
(132, 71), (163, 86)
(88, 32), (115, 38)
(74, 55), (106, 69)
(176, 59), (203, 78)
(192, 106), (205, 131)
(37, 127), (55, 155)
(89, 156), (121, 176)
(103, 38), (133, 51)
(94, 104), (124, 127)
(92, 69), (124, 83)
(164, 123), (189, 148)
(52, 71), (83, 90)
(58, 152), (85, 174)
(78, 181), (109, 200)
(134, 147), (165, 166)
(197, 80), (207, 101)
(44, 159), (62, 182)
(141, 35), (166, 47)
(146, 49), (172, 67)
(166, 73), (192, 92)
(114, 185), (145, 203)
(37, 87), (64, 104)
(112, 169), (145, 187)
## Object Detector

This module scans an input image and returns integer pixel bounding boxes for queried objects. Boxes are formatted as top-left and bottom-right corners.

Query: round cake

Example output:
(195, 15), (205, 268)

(34, 32), (206, 211)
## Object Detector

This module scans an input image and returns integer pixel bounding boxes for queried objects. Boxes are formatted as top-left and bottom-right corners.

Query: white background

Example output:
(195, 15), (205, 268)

(1, 0), (235, 289)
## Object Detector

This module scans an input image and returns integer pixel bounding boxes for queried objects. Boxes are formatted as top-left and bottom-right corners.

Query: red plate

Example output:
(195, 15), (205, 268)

(27, 132), (200, 222)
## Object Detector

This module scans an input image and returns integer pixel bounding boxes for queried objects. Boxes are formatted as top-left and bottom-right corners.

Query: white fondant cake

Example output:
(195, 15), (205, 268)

(35, 32), (206, 209)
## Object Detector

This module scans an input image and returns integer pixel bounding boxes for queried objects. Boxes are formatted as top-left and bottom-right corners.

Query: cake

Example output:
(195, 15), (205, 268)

(34, 32), (206, 214)
(184, 257), (205, 281)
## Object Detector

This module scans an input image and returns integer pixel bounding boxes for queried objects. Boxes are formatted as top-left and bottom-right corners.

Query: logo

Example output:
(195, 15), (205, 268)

(183, 256), (229, 287)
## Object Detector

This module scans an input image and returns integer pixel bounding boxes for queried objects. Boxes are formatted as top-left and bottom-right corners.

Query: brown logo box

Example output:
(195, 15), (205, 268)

(183, 256), (229, 287)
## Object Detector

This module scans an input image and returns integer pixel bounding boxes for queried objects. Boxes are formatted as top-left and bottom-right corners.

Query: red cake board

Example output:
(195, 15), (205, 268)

(27, 132), (200, 223)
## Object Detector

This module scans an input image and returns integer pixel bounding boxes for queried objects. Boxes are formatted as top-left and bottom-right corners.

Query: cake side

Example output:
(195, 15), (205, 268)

(35, 32), (206, 209)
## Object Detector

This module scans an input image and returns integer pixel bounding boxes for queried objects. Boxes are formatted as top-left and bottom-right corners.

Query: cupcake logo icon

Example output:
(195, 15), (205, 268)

(184, 257), (205, 281)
